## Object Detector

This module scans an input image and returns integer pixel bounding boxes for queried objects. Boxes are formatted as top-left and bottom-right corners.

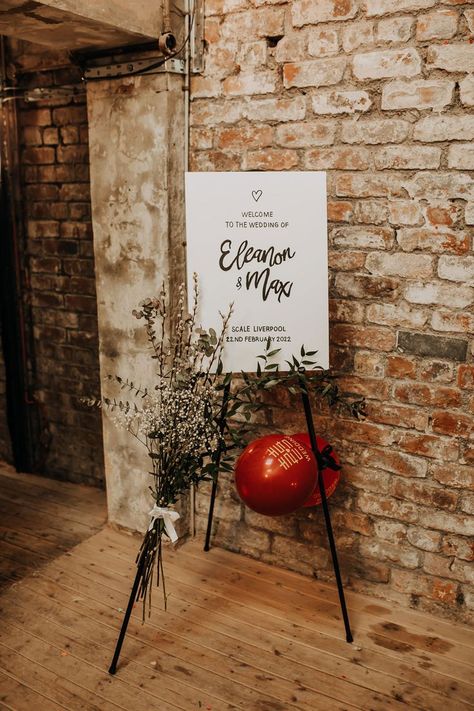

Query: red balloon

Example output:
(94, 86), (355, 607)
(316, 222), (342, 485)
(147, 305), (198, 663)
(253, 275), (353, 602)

(235, 434), (318, 516)
(290, 433), (341, 506)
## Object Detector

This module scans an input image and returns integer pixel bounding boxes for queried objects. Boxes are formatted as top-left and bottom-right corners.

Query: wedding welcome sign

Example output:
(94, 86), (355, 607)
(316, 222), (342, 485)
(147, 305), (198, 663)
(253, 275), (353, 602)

(185, 171), (329, 373)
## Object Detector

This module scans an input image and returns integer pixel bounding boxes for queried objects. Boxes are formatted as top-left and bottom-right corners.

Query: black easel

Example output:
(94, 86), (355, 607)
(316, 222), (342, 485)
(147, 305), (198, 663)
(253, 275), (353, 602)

(108, 379), (352, 675)
(300, 385), (353, 643)
(204, 382), (353, 644)
(204, 380), (231, 551)
(109, 545), (147, 674)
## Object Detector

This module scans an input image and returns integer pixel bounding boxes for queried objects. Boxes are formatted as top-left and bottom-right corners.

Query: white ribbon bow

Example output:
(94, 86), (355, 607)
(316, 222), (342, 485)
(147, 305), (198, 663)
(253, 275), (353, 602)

(148, 505), (180, 543)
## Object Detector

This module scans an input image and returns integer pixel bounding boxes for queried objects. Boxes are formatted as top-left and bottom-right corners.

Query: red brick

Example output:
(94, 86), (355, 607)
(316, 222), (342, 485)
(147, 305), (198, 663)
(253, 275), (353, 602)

(426, 204), (458, 227)
(329, 298), (364, 323)
(353, 352), (385, 378)
(20, 108), (51, 126)
(23, 126), (42, 145)
(419, 360), (453, 383)
(386, 355), (417, 379)
(69, 203), (91, 220)
(396, 432), (459, 461)
(374, 146), (441, 170)
(394, 383), (462, 408)
(353, 200), (388, 225)
(60, 222), (92, 239)
(369, 402), (428, 431)
(366, 0), (436, 16)
(342, 20), (375, 52)
(292, 0), (357, 26)
(216, 125), (273, 150)
(427, 42), (474, 72)
(25, 184), (59, 201)
(335, 375), (392, 400)
(361, 447), (428, 478)
(29, 257), (61, 274)
(353, 48), (421, 80)
(60, 126), (79, 144)
(223, 71), (275, 96)
(336, 173), (406, 197)
(442, 536), (474, 562)
(328, 251), (365, 272)
(327, 201), (353, 222)
(283, 57), (346, 89)
(366, 251), (433, 279)
(312, 90), (371, 115)
(416, 10), (458, 40)
(245, 149), (298, 171)
(52, 106), (87, 126)
(358, 493), (419, 522)
(22, 147), (55, 165)
(432, 411), (473, 437)
(331, 324), (395, 351)
(330, 226), (394, 249)
(330, 419), (393, 446)
(334, 274), (399, 299)
(27, 220), (59, 238)
(276, 122), (336, 148)
(305, 147), (370, 170)
(382, 78), (454, 111)
(56, 145), (89, 164)
(366, 302), (427, 329)
(190, 151), (241, 171)
(43, 127), (59, 145)
(377, 16), (413, 42)
(458, 365), (474, 390)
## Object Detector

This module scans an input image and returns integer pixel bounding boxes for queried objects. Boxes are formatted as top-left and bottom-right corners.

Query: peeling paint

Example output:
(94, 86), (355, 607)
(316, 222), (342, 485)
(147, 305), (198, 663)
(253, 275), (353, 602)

(87, 74), (185, 532)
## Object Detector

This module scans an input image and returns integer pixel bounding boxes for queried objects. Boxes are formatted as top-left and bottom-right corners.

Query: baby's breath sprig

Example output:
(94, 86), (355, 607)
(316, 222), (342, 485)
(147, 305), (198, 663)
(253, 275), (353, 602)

(90, 275), (236, 616)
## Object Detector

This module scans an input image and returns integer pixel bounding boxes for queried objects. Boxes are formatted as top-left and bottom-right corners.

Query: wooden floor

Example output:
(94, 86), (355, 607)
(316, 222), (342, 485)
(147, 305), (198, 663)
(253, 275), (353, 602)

(0, 464), (107, 590)
(0, 471), (473, 710)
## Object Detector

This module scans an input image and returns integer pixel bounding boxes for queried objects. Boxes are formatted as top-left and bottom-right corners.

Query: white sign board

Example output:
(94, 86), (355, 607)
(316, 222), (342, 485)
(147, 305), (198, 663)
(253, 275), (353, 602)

(185, 171), (329, 373)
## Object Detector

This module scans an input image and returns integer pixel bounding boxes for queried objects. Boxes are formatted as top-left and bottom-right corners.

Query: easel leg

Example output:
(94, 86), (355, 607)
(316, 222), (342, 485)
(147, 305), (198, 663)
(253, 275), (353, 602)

(301, 389), (353, 644)
(109, 549), (146, 674)
(204, 477), (218, 552)
(204, 381), (231, 552)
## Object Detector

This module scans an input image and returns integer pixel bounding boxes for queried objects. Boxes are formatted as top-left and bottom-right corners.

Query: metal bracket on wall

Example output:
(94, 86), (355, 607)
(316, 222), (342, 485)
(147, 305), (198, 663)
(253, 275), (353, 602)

(84, 57), (185, 81)
(191, 0), (205, 74)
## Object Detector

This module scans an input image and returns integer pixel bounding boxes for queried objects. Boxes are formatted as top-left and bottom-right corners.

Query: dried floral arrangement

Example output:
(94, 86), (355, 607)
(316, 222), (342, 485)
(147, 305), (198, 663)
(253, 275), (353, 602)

(88, 275), (365, 618)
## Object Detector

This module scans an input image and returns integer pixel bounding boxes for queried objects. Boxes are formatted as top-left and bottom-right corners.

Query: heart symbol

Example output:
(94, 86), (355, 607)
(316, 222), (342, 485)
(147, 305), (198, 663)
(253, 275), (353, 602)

(252, 190), (263, 202)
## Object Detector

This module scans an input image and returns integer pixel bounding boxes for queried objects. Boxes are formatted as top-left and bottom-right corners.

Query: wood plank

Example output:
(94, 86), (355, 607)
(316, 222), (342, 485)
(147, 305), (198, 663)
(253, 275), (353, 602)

(0, 473), (106, 525)
(0, 620), (185, 711)
(19, 566), (467, 711)
(76, 530), (474, 669)
(10, 576), (404, 711)
(0, 511), (84, 549)
(182, 539), (474, 648)
(0, 525), (69, 558)
(36, 540), (474, 707)
(0, 497), (102, 539)
(0, 466), (106, 505)
(0, 487), (107, 530)
(0, 601), (307, 711)
(0, 642), (123, 711)
(0, 669), (67, 711)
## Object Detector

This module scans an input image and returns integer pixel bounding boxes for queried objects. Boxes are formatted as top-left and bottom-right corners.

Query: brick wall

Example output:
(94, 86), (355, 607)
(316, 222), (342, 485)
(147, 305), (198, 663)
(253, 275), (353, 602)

(190, 0), (474, 621)
(5, 51), (105, 486)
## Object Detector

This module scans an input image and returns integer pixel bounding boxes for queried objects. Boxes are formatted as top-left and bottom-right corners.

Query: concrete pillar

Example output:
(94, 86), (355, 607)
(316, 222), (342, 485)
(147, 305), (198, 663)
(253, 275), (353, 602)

(87, 72), (185, 531)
